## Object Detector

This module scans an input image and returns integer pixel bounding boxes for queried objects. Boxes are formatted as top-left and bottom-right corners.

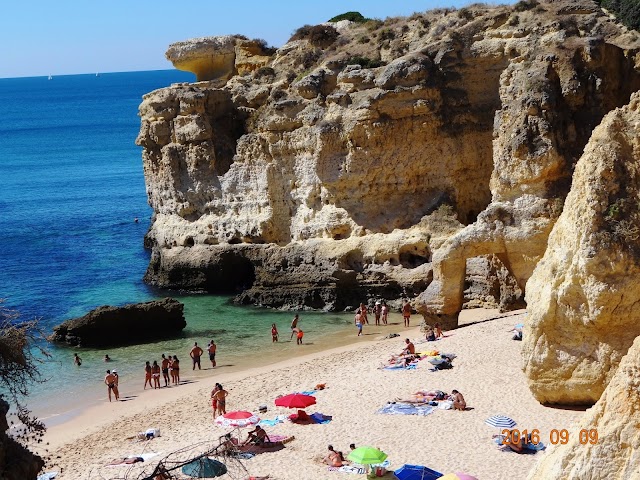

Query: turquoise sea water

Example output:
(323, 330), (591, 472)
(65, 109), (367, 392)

(0, 71), (356, 421)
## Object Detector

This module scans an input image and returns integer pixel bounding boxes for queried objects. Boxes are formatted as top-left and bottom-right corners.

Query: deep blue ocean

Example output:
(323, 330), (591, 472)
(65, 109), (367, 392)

(0, 71), (355, 420)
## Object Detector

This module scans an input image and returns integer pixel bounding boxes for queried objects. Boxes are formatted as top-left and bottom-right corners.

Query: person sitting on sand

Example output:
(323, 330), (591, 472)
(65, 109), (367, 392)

(245, 425), (270, 446)
(425, 327), (436, 342)
(324, 445), (344, 467)
(402, 338), (415, 355)
(494, 429), (531, 453)
(434, 322), (443, 338)
(449, 389), (466, 410)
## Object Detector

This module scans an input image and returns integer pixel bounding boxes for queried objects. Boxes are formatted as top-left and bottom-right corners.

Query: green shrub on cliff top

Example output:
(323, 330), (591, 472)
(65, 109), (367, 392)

(328, 11), (370, 23)
(598, 0), (640, 31)
(289, 24), (339, 48)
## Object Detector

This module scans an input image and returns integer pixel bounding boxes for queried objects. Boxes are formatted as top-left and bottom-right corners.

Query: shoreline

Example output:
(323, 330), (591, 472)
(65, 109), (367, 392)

(40, 308), (585, 480)
(37, 312), (406, 448)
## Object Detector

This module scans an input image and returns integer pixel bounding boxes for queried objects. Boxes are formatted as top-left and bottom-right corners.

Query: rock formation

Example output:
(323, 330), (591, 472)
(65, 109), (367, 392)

(166, 36), (272, 82)
(143, 0), (640, 319)
(522, 92), (640, 405)
(49, 298), (186, 347)
(0, 398), (44, 480)
(527, 335), (640, 480)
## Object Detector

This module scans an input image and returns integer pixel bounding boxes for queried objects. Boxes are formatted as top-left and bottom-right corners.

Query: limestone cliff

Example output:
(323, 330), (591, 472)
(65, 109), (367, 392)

(523, 92), (640, 405)
(527, 335), (640, 480)
(139, 0), (640, 315)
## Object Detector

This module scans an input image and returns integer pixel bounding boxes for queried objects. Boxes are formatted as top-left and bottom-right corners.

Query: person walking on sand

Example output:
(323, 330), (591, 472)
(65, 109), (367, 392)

(172, 355), (180, 384)
(296, 329), (304, 345)
(190, 342), (204, 370)
(211, 383), (220, 419)
(104, 370), (119, 402)
(271, 323), (279, 342)
(290, 314), (299, 340)
(381, 301), (388, 325)
(355, 310), (363, 336)
(402, 300), (412, 327)
(359, 303), (369, 325)
(151, 360), (161, 389)
(208, 340), (217, 368)
(74, 353), (82, 366)
(144, 361), (152, 389)
(212, 383), (228, 415)
(161, 354), (170, 386)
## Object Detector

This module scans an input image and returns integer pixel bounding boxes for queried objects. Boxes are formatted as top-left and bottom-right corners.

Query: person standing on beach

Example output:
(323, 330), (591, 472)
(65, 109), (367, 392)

(271, 323), (279, 342)
(144, 361), (152, 389)
(104, 370), (119, 402)
(74, 353), (82, 366)
(402, 301), (412, 327)
(211, 383), (219, 419)
(374, 302), (382, 326)
(355, 310), (363, 336)
(172, 355), (180, 384)
(151, 360), (161, 389)
(190, 342), (204, 370)
(290, 314), (299, 340)
(296, 329), (304, 345)
(212, 383), (228, 414)
(208, 340), (217, 368)
(359, 303), (369, 325)
(381, 301), (388, 325)
(161, 354), (170, 387)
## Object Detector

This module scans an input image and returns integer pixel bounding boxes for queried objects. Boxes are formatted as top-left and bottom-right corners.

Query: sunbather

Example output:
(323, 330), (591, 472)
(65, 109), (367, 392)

(324, 445), (344, 467)
(449, 390), (466, 410)
(245, 425), (270, 446)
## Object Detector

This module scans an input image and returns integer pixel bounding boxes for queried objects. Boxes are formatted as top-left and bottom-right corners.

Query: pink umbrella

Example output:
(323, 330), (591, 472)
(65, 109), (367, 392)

(214, 410), (260, 428)
(274, 393), (316, 409)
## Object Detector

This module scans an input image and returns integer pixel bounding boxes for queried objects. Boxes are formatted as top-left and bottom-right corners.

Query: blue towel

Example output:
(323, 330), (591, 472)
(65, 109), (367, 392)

(300, 390), (317, 396)
(376, 403), (433, 416)
(310, 412), (332, 424)
(258, 419), (281, 427)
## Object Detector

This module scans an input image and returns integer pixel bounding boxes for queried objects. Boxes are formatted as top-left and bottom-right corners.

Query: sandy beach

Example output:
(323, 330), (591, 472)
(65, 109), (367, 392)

(40, 309), (584, 479)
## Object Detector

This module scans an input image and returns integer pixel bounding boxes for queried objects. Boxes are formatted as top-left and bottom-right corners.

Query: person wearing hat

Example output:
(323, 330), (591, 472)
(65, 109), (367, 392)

(374, 301), (382, 326)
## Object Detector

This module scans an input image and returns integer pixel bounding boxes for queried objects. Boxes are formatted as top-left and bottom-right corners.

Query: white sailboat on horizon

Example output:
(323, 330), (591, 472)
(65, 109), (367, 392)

(48, 74), (52, 80)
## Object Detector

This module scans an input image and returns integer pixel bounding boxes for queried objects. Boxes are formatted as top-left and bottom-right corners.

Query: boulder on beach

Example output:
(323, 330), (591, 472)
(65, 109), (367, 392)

(49, 298), (186, 347)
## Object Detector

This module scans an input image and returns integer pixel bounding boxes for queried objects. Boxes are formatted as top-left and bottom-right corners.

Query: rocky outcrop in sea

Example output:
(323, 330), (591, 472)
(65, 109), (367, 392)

(49, 298), (186, 347)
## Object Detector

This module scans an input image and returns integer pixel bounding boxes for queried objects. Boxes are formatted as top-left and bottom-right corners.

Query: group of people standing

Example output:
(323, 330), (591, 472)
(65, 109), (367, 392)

(143, 354), (181, 389)
(355, 300), (413, 335)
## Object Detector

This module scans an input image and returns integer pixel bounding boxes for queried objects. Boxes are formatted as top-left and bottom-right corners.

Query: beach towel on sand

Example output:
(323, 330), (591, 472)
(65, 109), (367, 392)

(377, 403), (433, 416)
(328, 465), (366, 474)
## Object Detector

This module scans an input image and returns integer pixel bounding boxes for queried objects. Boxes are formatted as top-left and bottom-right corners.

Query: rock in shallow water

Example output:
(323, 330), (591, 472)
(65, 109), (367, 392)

(49, 298), (186, 347)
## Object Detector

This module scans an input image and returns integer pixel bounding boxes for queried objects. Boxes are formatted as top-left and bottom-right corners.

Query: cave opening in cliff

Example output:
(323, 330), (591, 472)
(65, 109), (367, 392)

(203, 252), (256, 293)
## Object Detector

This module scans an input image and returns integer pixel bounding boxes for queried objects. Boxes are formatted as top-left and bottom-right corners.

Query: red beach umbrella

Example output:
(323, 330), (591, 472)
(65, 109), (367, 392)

(274, 393), (317, 409)
(215, 410), (260, 428)
(223, 411), (254, 420)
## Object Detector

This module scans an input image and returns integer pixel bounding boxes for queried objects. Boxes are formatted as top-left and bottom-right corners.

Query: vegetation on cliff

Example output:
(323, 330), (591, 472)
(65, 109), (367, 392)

(0, 302), (47, 479)
(598, 0), (640, 30)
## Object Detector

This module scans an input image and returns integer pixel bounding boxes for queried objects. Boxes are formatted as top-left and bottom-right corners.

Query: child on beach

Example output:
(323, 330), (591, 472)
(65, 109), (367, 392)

(296, 329), (304, 345)
(272, 323), (279, 342)
(434, 322), (443, 338)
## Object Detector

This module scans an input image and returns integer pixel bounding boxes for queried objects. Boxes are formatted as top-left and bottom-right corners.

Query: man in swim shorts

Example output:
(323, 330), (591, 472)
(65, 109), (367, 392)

(104, 370), (119, 402)
(402, 301), (412, 327)
(190, 342), (204, 370)
(290, 314), (299, 340)
(354, 310), (363, 336)
(208, 340), (217, 368)
(161, 354), (170, 387)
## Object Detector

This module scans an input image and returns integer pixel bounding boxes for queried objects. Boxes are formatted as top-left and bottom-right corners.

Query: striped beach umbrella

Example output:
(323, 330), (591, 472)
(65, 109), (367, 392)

(484, 415), (516, 429)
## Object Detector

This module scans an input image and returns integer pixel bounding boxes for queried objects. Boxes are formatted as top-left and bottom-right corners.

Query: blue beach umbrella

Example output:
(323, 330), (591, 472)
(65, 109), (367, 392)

(394, 464), (443, 480)
(485, 415), (516, 429)
(181, 457), (227, 478)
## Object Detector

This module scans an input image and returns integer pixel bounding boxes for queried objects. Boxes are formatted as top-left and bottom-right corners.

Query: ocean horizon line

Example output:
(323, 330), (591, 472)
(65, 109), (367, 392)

(0, 67), (195, 81)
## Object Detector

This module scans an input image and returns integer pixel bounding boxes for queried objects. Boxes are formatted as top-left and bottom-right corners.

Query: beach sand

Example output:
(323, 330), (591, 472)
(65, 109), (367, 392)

(40, 309), (583, 479)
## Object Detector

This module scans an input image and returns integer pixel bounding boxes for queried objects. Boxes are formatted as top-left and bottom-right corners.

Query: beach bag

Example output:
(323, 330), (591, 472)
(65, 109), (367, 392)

(374, 466), (386, 477)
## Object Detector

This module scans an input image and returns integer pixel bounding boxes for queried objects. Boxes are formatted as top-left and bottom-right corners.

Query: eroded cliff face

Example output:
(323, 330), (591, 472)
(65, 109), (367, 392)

(526, 335), (640, 480)
(138, 0), (640, 314)
(523, 92), (640, 405)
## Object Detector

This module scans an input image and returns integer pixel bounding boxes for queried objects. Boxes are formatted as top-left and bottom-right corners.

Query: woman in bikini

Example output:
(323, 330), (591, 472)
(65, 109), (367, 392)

(144, 361), (152, 389)
(172, 355), (180, 384)
(151, 360), (161, 389)
(212, 383), (228, 415)
(104, 370), (119, 402)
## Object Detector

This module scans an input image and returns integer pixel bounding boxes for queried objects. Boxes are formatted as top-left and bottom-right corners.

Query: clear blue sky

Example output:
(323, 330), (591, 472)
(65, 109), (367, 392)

(0, 0), (504, 78)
